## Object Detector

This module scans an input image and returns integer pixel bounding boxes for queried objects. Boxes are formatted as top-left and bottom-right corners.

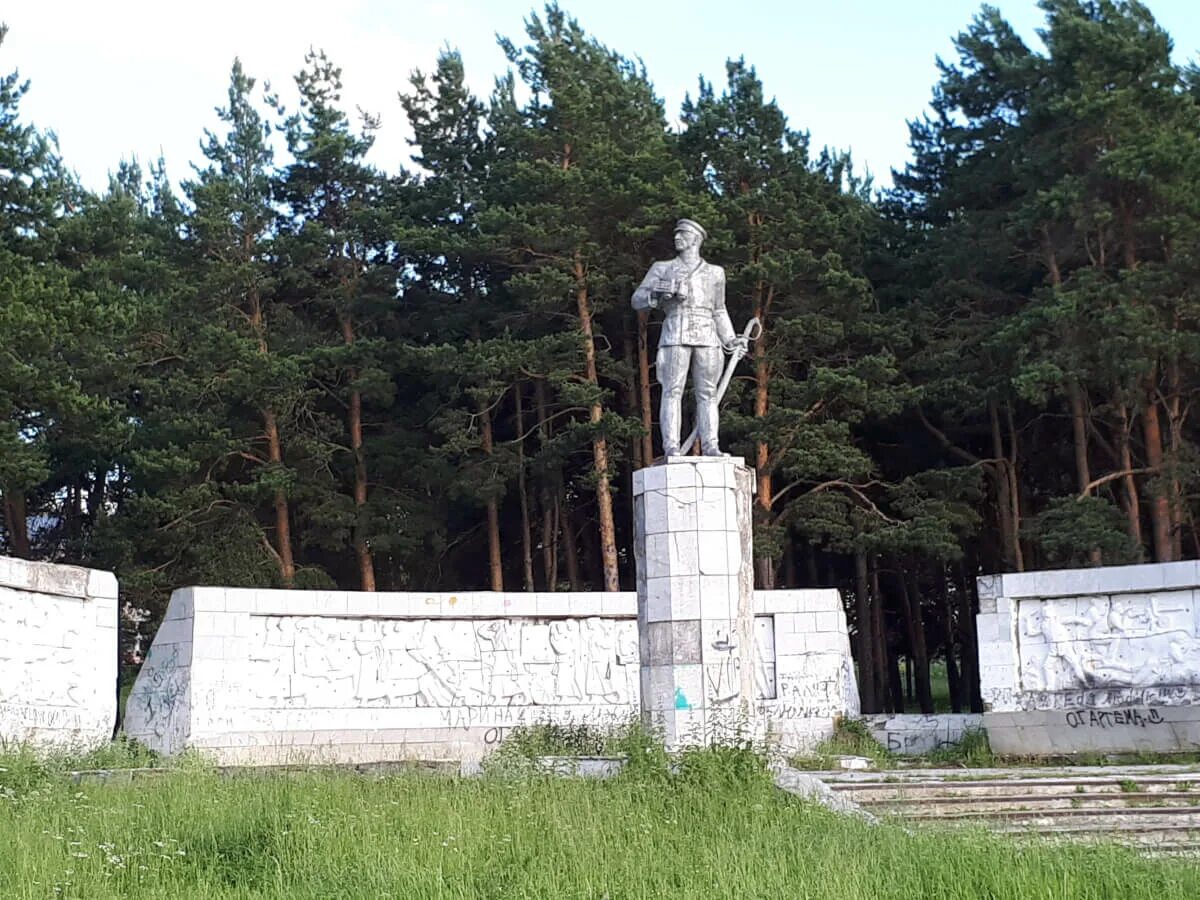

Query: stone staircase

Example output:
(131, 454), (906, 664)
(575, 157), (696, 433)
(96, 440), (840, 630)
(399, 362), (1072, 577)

(822, 765), (1200, 858)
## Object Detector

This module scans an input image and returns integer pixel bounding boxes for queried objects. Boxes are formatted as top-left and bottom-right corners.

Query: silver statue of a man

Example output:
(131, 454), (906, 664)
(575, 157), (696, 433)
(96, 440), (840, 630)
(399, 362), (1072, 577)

(632, 219), (747, 456)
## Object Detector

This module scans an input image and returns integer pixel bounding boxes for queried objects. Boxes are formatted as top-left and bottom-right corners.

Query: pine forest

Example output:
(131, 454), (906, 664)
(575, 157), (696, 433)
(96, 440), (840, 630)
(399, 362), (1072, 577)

(3, 1), (1199, 713)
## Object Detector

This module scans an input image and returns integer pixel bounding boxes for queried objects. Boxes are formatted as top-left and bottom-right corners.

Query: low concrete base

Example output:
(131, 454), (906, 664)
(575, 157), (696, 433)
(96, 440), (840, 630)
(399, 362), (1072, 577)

(861, 713), (984, 756)
(985, 706), (1200, 756)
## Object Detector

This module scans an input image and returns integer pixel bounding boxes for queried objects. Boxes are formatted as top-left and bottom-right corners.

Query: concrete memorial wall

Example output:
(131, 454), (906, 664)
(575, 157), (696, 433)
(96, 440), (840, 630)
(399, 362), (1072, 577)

(124, 586), (857, 764)
(978, 561), (1200, 755)
(0, 556), (118, 749)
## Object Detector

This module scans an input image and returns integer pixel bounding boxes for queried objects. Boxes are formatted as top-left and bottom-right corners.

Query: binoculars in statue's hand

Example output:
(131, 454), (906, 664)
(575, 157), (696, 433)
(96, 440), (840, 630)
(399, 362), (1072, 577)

(650, 274), (688, 305)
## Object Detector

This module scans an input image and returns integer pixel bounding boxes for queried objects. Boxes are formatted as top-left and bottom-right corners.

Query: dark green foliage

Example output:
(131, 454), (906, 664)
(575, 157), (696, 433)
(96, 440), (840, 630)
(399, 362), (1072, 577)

(1030, 495), (1142, 567)
(3, 3), (1200, 715)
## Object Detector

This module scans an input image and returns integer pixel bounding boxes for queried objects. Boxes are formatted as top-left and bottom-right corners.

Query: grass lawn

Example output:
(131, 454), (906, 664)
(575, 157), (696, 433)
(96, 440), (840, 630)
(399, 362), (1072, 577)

(2, 745), (1198, 899)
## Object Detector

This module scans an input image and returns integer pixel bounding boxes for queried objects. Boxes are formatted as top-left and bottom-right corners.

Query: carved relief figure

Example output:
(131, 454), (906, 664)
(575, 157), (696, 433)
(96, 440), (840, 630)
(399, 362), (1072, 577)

(477, 621), (527, 705)
(616, 626), (639, 704)
(1026, 606), (1094, 690)
(583, 618), (622, 702)
(549, 620), (583, 700)
(411, 633), (465, 707)
(352, 621), (388, 704)
(240, 615), (644, 724)
(1021, 595), (1200, 691)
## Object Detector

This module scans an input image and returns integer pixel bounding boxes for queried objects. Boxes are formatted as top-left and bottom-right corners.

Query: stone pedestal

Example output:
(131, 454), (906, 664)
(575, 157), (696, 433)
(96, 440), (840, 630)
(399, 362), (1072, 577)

(632, 457), (757, 748)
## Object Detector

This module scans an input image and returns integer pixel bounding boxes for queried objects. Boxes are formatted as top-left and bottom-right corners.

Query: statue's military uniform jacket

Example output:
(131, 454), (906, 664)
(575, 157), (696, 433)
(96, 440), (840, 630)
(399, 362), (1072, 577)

(632, 259), (735, 348)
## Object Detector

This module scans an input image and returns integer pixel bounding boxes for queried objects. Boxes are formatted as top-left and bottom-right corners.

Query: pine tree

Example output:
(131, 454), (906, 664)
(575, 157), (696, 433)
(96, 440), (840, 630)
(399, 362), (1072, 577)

(680, 60), (896, 590)
(0, 25), (93, 558)
(178, 59), (305, 586)
(275, 49), (396, 590)
(400, 49), (514, 591)
(482, 4), (687, 590)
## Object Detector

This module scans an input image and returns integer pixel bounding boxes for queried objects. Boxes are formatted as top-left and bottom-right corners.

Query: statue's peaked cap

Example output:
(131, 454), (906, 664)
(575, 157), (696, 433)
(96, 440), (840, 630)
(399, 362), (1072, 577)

(674, 218), (707, 242)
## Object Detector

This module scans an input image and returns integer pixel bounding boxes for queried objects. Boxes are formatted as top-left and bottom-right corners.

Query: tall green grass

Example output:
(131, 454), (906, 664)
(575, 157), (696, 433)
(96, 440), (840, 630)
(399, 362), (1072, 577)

(1, 745), (1196, 899)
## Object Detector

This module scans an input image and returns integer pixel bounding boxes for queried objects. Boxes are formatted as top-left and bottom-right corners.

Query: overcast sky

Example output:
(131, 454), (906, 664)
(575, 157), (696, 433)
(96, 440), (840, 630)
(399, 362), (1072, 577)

(6, 1), (1199, 192)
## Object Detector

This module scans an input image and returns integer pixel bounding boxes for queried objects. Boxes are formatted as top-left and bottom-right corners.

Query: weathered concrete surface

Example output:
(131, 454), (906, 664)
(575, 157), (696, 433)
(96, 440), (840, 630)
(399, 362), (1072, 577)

(123, 583), (856, 765)
(985, 706), (1200, 756)
(977, 561), (1200, 755)
(633, 457), (858, 754)
(824, 765), (1200, 857)
(0, 556), (118, 749)
(633, 457), (759, 749)
(772, 764), (876, 823)
(860, 713), (985, 756)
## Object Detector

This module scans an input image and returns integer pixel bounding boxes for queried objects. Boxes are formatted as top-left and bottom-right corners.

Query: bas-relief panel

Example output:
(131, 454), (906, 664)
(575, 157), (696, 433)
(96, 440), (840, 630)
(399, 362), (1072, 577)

(244, 616), (643, 715)
(1017, 593), (1200, 693)
(236, 614), (786, 727)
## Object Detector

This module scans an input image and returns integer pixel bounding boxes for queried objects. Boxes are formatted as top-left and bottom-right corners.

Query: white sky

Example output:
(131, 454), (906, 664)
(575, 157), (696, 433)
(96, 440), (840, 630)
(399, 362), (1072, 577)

(6, 0), (1199, 191)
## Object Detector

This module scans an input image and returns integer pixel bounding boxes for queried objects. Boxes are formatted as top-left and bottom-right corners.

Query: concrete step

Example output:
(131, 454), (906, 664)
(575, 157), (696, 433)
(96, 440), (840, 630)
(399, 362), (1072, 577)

(821, 764), (1200, 783)
(910, 806), (1200, 829)
(831, 776), (1200, 801)
(910, 817), (1200, 850)
(862, 791), (1200, 814)
(1144, 848), (1200, 859)
(994, 821), (1200, 843)
(819, 766), (1200, 857)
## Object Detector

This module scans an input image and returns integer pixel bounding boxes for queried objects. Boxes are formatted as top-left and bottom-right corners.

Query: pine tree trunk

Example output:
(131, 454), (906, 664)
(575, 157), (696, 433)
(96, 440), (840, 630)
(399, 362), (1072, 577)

(248, 284), (295, 588)
(782, 537), (796, 589)
(959, 560), (983, 713)
(1005, 404), (1026, 571)
(263, 408), (296, 587)
(573, 251), (619, 591)
(485, 496), (503, 591)
(854, 550), (876, 712)
(1115, 400), (1143, 551)
(514, 382), (535, 592)
(535, 379), (559, 590)
(562, 503), (582, 591)
(636, 310), (654, 464)
(1067, 382), (1091, 493)
(888, 650), (905, 714)
(988, 402), (1017, 571)
(349, 386), (376, 591)
(941, 580), (963, 714)
(621, 319), (642, 472)
(898, 566), (934, 714)
(2, 488), (30, 559)
(870, 559), (889, 711)
(66, 479), (82, 546)
(341, 314), (376, 592)
(753, 287), (774, 589)
(1120, 218), (1173, 563)
(1067, 382), (1102, 565)
(479, 397), (504, 592)
(1142, 381), (1173, 563)
(1166, 356), (1185, 560)
(89, 469), (107, 529)
(804, 545), (819, 587)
